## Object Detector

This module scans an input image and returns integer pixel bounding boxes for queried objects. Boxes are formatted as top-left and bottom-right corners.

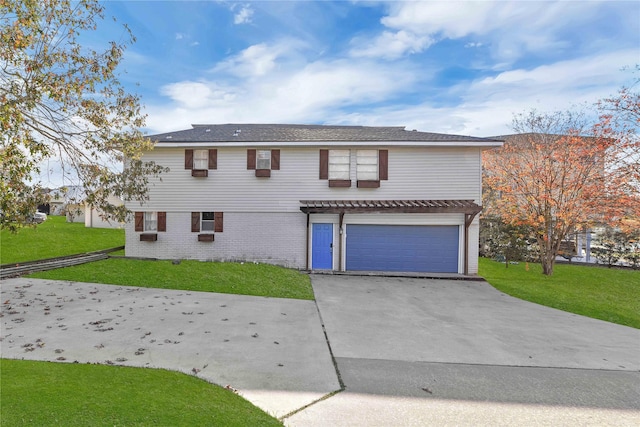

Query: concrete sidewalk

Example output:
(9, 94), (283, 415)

(286, 358), (640, 426)
(0, 278), (340, 418)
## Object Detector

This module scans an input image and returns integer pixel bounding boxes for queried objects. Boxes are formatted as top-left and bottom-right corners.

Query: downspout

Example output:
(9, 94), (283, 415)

(338, 212), (345, 271)
(305, 213), (310, 270)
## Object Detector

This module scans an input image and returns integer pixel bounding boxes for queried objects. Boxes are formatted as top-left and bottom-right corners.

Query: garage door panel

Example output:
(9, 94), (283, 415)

(346, 225), (459, 273)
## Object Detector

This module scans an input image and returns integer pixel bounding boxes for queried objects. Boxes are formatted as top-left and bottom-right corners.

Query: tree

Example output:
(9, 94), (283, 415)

(1, 0), (166, 232)
(479, 215), (537, 266)
(483, 109), (639, 275)
(591, 226), (626, 267)
(594, 67), (640, 225)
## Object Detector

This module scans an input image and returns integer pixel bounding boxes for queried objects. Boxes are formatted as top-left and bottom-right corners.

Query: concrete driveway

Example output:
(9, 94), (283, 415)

(2, 275), (639, 426)
(0, 277), (340, 418)
(286, 275), (640, 426)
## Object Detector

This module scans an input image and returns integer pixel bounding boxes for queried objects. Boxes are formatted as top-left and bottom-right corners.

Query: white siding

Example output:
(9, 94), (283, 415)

(127, 146), (482, 213)
(126, 145), (482, 274)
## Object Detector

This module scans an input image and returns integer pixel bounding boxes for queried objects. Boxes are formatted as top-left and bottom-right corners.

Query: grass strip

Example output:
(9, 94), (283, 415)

(28, 258), (314, 300)
(0, 359), (282, 426)
(479, 258), (640, 329)
(1, 216), (124, 264)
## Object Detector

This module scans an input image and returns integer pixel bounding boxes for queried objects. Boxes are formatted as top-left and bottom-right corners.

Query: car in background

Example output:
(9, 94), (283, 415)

(33, 211), (47, 223)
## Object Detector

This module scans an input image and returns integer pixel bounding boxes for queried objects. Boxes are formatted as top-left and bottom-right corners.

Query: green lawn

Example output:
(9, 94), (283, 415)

(29, 258), (314, 300)
(0, 216), (124, 264)
(0, 359), (282, 427)
(479, 258), (640, 329)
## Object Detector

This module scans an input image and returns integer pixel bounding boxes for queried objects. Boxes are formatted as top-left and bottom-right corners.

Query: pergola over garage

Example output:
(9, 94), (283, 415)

(300, 200), (482, 275)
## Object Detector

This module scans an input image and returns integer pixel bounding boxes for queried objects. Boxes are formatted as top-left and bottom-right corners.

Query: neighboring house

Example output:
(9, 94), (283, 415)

(83, 195), (126, 229)
(45, 186), (85, 222)
(125, 124), (502, 274)
(49, 186), (125, 229)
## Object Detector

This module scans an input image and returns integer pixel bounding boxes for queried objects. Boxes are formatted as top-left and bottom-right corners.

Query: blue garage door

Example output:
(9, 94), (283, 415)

(346, 225), (459, 273)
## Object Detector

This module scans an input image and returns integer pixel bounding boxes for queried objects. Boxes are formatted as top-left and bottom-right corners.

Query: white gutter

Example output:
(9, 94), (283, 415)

(152, 140), (504, 148)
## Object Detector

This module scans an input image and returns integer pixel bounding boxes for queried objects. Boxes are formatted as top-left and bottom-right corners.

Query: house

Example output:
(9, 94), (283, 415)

(82, 194), (126, 229)
(125, 124), (503, 274)
(49, 186), (125, 229)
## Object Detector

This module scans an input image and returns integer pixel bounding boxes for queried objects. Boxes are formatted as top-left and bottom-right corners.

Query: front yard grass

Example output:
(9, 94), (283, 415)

(0, 216), (124, 264)
(28, 258), (314, 300)
(0, 359), (282, 427)
(479, 257), (640, 329)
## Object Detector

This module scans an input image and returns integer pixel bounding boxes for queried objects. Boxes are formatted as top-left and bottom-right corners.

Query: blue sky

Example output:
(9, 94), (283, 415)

(98, 0), (640, 137)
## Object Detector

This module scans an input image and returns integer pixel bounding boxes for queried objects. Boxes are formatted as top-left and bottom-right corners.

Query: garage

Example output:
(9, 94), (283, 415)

(346, 224), (459, 273)
(300, 200), (481, 275)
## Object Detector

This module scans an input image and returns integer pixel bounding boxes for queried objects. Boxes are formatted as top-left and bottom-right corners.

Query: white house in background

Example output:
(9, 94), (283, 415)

(49, 186), (125, 229)
(125, 124), (502, 275)
(83, 194), (126, 229)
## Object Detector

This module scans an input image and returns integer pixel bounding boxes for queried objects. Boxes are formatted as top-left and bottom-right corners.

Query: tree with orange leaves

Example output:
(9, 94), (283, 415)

(484, 106), (639, 276)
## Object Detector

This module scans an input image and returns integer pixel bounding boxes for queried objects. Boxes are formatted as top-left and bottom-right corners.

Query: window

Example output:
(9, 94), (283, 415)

(134, 211), (166, 241)
(329, 150), (350, 180)
(193, 149), (208, 170)
(192, 212), (224, 233)
(247, 149), (280, 177)
(144, 212), (157, 231)
(320, 149), (387, 188)
(185, 149), (217, 177)
(257, 150), (271, 170)
(357, 150), (378, 181)
(201, 212), (215, 231)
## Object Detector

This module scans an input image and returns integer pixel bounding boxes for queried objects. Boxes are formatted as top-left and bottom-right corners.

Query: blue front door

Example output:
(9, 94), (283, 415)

(312, 223), (333, 269)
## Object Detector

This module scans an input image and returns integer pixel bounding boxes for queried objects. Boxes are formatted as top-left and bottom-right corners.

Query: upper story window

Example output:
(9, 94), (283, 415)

(247, 149), (280, 177)
(329, 150), (350, 180)
(185, 149), (217, 177)
(193, 149), (209, 170)
(257, 150), (271, 170)
(320, 149), (388, 188)
(356, 150), (378, 181)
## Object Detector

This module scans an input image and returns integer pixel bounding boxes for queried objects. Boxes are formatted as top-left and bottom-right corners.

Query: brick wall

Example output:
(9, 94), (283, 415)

(125, 212), (307, 268)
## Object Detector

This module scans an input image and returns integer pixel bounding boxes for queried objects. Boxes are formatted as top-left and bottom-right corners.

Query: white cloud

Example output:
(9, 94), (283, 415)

(381, 1), (497, 38)
(146, 57), (416, 132)
(350, 30), (433, 59)
(357, 1), (616, 64)
(158, 81), (237, 109)
(214, 43), (283, 78)
(233, 5), (254, 25)
(212, 39), (311, 78)
(146, 46), (636, 137)
(325, 49), (639, 137)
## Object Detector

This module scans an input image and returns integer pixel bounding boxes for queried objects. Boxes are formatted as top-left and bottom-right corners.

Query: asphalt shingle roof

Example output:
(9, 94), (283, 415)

(147, 124), (502, 143)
